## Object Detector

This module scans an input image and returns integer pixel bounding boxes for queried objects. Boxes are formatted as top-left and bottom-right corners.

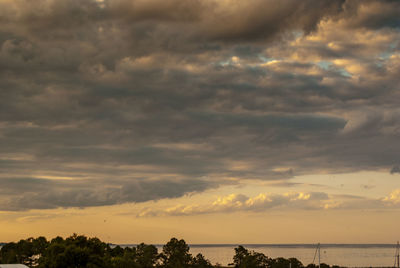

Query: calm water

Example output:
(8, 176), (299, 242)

(2, 243), (396, 267)
(155, 244), (398, 267)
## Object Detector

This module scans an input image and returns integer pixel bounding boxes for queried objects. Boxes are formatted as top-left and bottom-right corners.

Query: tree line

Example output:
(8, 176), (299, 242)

(0, 234), (344, 268)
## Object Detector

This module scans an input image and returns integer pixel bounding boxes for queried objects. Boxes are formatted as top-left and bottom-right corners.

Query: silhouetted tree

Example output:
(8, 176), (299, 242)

(38, 234), (109, 268)
(110, 250), (138, 268)
(110, 245), (124, 257)
(0, 234), (343, 268)
(0, 237), (49, 266)
(135, 243), (158, 268)
(191, 253), (213, 268)
(0, 242), (18, 264)
(233, 245), (271, 268)
(271, 257), (290, 268)
(306, 263), (330, 268)
(160, 238), (192, 268)
(287, 258), (303, 268)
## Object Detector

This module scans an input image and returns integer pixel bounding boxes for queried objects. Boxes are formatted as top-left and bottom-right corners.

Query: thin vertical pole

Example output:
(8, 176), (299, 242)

(318, 243), (321, 268)
(396, 241), (400, 268)
(312, 243), (321, 268)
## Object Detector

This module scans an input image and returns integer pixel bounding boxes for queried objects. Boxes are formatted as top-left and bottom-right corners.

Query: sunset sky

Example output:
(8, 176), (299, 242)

(1, 0), (400, 244)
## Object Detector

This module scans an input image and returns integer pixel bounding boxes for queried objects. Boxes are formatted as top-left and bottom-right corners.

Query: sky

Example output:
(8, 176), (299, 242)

(0, 0), (400, 244)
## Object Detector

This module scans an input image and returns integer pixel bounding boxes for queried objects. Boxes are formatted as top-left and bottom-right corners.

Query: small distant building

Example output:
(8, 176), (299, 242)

(0, 265), (30, 268)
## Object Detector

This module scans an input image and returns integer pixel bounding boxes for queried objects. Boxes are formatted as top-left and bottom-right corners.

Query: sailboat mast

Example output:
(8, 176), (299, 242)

(397, 241), (399, 268)
(312, 242), (321, 268)
(318, 243), (321, 268)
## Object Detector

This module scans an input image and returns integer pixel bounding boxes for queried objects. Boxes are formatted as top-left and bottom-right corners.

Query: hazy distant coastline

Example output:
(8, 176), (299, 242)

(121, 244), (398, 249)
(1, 235), (399, 267)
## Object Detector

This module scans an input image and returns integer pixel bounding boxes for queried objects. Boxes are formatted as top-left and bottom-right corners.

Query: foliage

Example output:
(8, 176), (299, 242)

(306, 264), (331, 268)
(160, 237), (192, 268)
(0, 235), (213, 268)
(38, 234), (109, 268)
(191, 253), (213, 268)
(135, 243), (158, 268)
(0, 234), (162, 268)
(0, 235), (344, 268)
(0, 236), (49, 266)
(232, 245), (272, 268)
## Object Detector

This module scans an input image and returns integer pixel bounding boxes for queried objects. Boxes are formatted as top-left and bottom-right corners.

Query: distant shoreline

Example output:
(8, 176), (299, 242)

(118, 243), (399, 248)
(2, 236), (398, 267)
(3, 242), (398, 249)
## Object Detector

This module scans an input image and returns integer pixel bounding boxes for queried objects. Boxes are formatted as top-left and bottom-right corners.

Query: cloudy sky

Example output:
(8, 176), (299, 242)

(1, 0), (400, 244)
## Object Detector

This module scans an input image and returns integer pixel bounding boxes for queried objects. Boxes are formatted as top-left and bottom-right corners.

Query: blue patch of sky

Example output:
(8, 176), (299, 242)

(376, 53), (390, 68)
(316, 61), (351, 78)
(339, 69), (352, 78)
(217, 59), (231, 66)
(316, 61), (332, 70)
(292, 30), (304, 39)
(258, 56), (276, 63)
(216, 55), (277, 67)
(380, 53), (391, 60)
(376, 41), (399, 66)
(389, 41), (398, 50)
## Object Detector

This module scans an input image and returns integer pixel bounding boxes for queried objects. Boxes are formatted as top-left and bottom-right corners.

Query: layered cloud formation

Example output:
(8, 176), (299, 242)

(138, 192), (331, 217)
(1, 0), (400, 211)
(137, 189), (400, 217)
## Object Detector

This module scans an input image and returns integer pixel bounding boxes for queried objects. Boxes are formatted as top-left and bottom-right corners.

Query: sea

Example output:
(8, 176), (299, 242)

(1, 243), (398, 267)
(153, 244), (398, 267)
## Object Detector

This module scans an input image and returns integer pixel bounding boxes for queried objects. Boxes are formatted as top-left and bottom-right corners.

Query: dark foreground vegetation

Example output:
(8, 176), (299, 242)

(0, 234), (344, 268)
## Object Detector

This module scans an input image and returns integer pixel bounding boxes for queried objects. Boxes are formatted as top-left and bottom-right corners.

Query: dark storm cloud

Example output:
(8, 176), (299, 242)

(0, 0), (400, 210)
(1, 0), (344, 41)
(0, 176), (219, 211)
(197, 0), (345, 42)
(339, 0), (400, 30)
